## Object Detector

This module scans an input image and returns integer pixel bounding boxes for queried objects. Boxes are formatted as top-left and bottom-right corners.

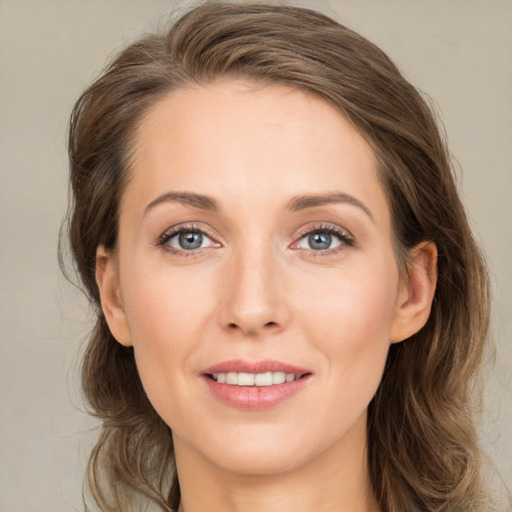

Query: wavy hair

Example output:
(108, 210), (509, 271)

(62, 2), (492, 511)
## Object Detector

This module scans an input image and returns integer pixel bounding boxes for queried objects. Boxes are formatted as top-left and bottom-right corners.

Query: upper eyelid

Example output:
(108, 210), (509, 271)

(159, 223), (216, 240)
(296, 223), (353, 240)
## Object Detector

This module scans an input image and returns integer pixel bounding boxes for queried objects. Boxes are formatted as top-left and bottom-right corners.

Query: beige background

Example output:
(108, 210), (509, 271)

(0, 0), (511, 510)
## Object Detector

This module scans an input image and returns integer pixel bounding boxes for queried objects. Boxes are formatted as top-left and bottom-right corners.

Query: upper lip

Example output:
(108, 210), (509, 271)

(202, 359), (311, 376)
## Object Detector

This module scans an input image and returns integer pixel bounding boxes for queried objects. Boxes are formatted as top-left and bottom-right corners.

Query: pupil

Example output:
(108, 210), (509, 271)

(179, 231), (202, 250)
(309, 232), (331, 250)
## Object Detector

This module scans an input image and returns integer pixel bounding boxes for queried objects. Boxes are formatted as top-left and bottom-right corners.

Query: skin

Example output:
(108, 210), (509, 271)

(96, 80), (437, 512)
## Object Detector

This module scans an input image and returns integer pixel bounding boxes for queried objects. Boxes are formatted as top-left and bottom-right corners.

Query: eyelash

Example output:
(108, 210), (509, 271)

(156, 223), (354, 258)
(295, 224), (354, 255)
(157, 224), (218, 257)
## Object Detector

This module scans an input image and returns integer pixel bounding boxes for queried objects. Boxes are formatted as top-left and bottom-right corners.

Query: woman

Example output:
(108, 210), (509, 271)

(63, 2), (496, 511)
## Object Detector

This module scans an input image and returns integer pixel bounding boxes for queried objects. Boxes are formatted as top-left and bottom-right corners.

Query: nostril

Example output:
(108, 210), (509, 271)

(224, 320), (279, 333)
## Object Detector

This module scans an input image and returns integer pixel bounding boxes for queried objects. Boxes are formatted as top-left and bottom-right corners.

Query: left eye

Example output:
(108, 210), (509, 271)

(296, 231), (343, 251)
(165, 230), (214, 250)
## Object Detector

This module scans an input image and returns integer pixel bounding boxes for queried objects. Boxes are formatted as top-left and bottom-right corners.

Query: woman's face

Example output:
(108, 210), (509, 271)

(99, 80), (416, 476)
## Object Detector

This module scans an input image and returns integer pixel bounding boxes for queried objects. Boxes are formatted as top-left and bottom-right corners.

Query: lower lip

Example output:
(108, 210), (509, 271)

(203, 375), (310, 410)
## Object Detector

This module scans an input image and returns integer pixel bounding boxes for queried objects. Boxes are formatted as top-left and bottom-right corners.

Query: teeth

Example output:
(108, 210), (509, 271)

(237, 372), (255, 386)
(226, 372), (238, 385)
(272, 371), (286, 384)
(211, 371), (300, 386)
(254, 372), (272, 386)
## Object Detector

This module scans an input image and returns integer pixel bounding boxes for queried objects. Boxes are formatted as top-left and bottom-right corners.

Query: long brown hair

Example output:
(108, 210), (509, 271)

(62, 3), (492, 511)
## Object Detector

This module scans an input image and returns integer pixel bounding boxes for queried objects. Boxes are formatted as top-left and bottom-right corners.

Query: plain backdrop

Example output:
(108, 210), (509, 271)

(0, 0), (511, 510)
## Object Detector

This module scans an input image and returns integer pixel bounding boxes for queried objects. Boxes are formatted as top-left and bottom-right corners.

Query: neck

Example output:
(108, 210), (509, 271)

(174, 414), (380, 512)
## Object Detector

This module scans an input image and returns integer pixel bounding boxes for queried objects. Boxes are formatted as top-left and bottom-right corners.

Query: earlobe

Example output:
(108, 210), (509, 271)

(390, 242), (437, 344)
(95, 245), (133, 347)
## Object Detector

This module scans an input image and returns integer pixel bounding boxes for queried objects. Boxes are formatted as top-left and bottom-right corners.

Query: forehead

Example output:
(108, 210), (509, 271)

(124, 79), (388, 220)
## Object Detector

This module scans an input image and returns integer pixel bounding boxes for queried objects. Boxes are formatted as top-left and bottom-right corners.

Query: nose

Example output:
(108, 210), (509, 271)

(218, 244), (290, 338)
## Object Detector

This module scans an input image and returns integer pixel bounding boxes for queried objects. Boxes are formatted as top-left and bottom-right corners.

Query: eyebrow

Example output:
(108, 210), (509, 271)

(287, 192), (373, 221)
(144, 190), (373, 221)
(144, 191), (219, 215)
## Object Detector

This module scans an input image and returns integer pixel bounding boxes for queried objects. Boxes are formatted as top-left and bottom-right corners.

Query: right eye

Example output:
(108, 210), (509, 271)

(158, 226), (218, 254)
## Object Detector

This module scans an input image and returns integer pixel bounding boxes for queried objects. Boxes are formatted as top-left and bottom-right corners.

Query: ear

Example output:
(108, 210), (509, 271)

(95, 245), (133, 347)
(390, 242), (437, 344)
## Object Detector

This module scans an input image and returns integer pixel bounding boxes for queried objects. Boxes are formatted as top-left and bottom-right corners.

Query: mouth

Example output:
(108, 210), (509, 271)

(201, 360), (312, 410)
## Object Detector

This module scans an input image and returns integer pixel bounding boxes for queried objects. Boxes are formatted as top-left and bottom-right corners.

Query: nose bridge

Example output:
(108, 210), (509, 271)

(219, 238), (287, 336)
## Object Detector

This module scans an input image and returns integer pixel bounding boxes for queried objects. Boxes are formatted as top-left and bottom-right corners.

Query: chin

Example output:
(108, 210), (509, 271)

(194, 422), (337, 477)
(209, 446), (310, 476)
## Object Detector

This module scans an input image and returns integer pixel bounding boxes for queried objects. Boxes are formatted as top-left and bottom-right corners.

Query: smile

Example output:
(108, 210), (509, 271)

(209, 371), (300, 386)
(202, 360), (311, 410)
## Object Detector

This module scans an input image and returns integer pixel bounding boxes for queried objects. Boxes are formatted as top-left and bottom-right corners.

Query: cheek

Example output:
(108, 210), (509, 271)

(295, 263), (398, 394)
(120, 266), (217, 416)
(296, 262), (398, 339)
(123, 262), (216, 344)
